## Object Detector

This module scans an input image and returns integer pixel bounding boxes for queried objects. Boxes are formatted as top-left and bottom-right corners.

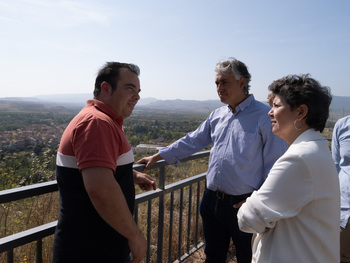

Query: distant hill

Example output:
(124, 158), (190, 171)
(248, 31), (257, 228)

(0, 94), (158, 108)
(0, 94), (223, 113)
(329, 96), (350, 120)
(136, 99), (224, 113)
(0, 99), (75, 114)
(1, 94), (350, 118)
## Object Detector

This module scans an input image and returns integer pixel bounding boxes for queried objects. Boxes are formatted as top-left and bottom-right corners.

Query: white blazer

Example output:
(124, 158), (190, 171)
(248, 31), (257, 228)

(238, 129), (340, 263)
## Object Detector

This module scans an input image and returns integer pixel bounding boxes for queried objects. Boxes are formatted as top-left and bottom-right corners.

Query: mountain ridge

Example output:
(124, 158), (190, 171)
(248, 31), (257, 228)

(1, 94), (350, 118)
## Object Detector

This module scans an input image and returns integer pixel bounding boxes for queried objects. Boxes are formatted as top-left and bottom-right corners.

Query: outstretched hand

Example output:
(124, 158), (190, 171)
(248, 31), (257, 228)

(136, 153), (163, 172)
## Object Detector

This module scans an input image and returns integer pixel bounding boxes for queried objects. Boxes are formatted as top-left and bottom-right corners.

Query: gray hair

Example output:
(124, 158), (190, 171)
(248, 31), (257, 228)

(215, 57), (251, 95)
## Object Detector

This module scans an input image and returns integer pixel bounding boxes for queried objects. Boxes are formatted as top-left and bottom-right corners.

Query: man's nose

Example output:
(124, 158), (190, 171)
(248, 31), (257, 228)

(134, 93), (140, 100)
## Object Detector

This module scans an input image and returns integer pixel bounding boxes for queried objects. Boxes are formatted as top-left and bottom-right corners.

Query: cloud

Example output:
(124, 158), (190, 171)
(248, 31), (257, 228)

(0, 0), (112, 28)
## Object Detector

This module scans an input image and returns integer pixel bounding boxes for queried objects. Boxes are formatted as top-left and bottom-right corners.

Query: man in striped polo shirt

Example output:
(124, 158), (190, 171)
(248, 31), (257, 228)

(53, 62), (156, 263)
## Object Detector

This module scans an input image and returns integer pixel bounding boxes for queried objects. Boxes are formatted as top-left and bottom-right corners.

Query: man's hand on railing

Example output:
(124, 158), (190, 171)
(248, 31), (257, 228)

(136, 153), (163, 172)
(133, 169), (156, 191)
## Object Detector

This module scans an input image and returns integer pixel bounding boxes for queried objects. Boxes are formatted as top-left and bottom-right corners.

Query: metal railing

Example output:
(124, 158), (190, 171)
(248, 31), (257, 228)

(0, 150), (210, 263)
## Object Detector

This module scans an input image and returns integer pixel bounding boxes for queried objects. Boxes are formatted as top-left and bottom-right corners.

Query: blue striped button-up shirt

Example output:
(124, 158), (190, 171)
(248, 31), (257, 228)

(332, 115), (350, 228)
(159, 95), (288, 195)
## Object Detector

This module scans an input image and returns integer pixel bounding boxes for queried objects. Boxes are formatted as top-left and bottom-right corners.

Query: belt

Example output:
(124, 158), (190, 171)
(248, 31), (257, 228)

(208, 189), (252, 203)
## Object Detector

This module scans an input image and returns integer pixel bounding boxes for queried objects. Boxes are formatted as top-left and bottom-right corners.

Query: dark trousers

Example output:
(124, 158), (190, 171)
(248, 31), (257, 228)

(199, 189), (252, 263)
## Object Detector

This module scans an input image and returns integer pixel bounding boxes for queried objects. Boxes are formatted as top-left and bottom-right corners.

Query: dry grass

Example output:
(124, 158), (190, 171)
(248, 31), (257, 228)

(0, 192), (59, 263)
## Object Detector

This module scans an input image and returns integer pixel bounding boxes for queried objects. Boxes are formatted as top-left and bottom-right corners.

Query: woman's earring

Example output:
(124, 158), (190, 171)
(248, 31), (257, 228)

(294, 119), (302, 131)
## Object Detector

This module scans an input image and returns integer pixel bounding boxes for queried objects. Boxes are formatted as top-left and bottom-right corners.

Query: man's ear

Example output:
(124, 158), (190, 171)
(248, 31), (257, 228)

(240, 78), (246, 90)
(100, 81), (111, 96)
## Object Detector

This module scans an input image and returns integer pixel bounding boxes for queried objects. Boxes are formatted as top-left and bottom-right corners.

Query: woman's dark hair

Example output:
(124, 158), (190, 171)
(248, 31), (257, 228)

(268, 74), (332, 132)
(94, 62), (140, 98)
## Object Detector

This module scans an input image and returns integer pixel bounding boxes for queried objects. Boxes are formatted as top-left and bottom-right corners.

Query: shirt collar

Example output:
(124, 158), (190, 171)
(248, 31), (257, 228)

(227, 94), (255, 114)
(87, 99), (123, 125)
(293, 128), (325, 145)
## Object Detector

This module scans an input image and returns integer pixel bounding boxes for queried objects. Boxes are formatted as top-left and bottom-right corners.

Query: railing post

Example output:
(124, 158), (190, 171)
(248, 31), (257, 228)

(7, 249), (13, 263)
(168, 192), (174, 263)
(156, 166), (165, 262)
(36, 239), (42, 263)
(177, 188), (184, 259)
(146, 200), (152, 263)
(187, 185), (192, 253)
(195, 181), (201, 245)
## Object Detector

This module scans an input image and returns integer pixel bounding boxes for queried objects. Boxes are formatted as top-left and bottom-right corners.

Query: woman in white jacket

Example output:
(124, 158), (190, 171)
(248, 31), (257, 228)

(237, 74), (340, 263)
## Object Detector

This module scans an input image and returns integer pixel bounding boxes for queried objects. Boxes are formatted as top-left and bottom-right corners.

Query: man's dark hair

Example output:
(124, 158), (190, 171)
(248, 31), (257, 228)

(94, 62), (140, 98)
(269, 74), (332, 132)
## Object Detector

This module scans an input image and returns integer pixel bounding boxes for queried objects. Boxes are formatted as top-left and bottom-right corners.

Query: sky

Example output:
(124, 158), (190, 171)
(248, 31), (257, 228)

(0, 0), (349, 102)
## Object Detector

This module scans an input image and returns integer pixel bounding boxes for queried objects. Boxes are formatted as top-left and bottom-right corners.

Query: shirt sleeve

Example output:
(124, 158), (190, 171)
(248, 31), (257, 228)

(237, 191), (282, 233)
(73, 118), (120, 172)
(159, 116), (212, 164)
(331, 121), (341, 174)
(237, 154), (313, 233)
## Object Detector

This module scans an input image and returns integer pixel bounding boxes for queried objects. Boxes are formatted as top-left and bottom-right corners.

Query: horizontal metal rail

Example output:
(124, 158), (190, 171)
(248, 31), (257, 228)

(0, 222), (57, 254)
(0, 181), (58, 204)
(0, 150), (210, 263)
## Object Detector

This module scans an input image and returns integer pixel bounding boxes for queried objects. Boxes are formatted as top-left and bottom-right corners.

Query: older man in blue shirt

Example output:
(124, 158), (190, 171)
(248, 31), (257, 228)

(332, 115), (350, 263)
(138, 57), (287, 263)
